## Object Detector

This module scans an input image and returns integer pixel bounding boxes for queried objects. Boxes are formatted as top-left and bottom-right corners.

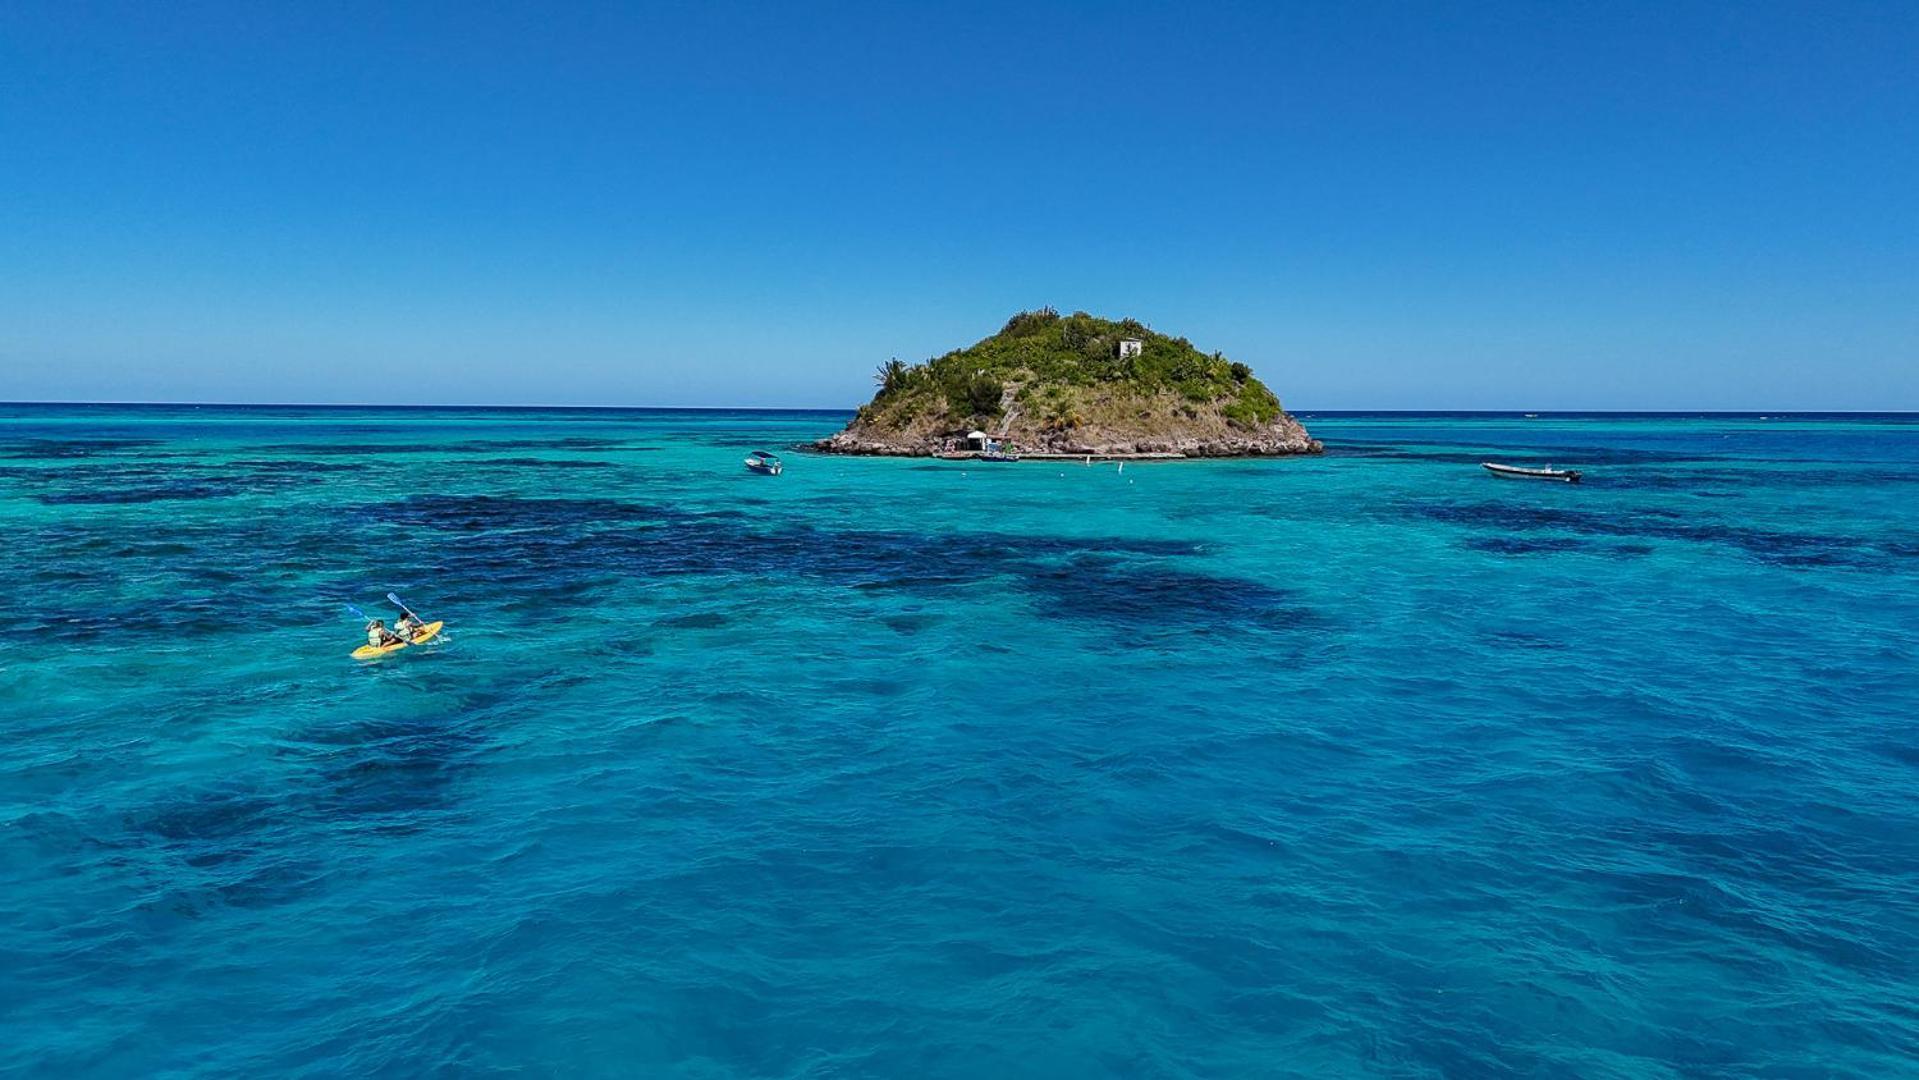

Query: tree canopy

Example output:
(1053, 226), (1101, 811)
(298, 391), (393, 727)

(861, 308), (1283, 427)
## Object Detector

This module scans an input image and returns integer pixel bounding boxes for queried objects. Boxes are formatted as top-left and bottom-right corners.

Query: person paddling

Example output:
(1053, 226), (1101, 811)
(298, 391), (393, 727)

(394, 610), (425, 640)
(366, 619), (405, 648)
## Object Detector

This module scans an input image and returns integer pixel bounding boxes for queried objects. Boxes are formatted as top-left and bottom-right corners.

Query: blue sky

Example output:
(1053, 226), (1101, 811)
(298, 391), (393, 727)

(2, 1), (1914, 409)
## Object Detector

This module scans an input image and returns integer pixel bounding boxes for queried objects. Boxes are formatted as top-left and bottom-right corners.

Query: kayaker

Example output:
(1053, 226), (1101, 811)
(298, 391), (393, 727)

(394, 611), (425, 639)
(366, 619), (404, 648)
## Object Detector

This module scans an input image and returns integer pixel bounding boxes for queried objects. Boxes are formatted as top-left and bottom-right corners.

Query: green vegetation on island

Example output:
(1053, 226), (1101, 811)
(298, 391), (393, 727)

(820, 308), (1320, 457)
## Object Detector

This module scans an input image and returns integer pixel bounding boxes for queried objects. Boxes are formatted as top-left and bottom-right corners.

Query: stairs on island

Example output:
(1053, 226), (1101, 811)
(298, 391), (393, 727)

(994, 382), (1022, 438)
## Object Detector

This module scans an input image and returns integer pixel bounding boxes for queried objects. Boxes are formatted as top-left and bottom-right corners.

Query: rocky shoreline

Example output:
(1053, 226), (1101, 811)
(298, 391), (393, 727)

(814, 414), (1323, 459)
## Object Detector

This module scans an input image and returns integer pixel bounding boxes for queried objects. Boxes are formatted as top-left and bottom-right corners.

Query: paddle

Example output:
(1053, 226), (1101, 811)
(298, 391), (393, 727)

(387, 592), (431, 642)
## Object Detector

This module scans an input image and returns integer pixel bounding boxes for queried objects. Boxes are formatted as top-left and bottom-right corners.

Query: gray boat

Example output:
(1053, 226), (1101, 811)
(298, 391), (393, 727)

(1482, 461), (1581, 483)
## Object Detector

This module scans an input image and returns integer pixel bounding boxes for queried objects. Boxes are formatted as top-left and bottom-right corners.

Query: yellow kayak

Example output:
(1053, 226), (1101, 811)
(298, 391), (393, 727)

(351, 621), (444, 660)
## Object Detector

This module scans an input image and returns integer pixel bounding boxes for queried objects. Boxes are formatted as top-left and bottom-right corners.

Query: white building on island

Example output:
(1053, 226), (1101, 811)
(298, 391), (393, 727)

(1118, 338), (1144, 360)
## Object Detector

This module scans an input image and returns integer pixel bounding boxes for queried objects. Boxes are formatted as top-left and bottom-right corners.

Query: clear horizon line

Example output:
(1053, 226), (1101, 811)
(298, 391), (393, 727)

(4, 398), (1917, 416)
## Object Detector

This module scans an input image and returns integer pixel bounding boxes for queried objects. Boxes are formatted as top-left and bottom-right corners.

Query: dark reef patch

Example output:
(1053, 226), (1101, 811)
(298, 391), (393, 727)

(251, 435), (640, 457)
(0, 512), (359, 645)
(16, 593), (233, 643)
(1, 438), (164, 460)
(1779, 467), (1919, 487)
(112, 708), (486, 912)
(0, 464), (133, 483)
(123, 786), (327, 911)
(298, 713), (481, 827)
(1482, 629), (1568, 650)
(341, 494), (1285, 633)
(137, 787), (284, 849)
(1464, 536), (1652, 558)
(250, 443), (437, 457)
(659, 431), (793, 449)
(14, 457), (369, 504)
(469, 457), (618, 469)
(485, 436), (633, 451)
(1465, 535), (1598, 555)
(1417, 500), (1908, 570)
(1020, 553), (1311, 632)
(0, 490), (1308, 645)
(1, 462), (175, 483)
(654, 611), (729, 630)
(227, 459), (362, 474)
(360, 493), (669, 531)
(36, 482), (246, 505)
(422, 436), (640, 455)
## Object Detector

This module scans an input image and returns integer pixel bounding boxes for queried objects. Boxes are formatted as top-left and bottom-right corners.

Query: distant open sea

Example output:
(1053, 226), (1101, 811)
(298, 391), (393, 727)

(2, 404), (1915, 1077)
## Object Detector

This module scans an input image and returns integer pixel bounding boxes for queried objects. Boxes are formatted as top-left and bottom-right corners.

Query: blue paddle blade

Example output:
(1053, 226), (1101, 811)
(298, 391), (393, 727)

(386, 592), (404, 608)
(345, 604), (368, 621)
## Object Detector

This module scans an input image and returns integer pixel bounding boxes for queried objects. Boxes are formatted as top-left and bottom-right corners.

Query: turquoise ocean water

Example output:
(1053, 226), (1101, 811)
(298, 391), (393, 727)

(2, 404), (1915, 1076)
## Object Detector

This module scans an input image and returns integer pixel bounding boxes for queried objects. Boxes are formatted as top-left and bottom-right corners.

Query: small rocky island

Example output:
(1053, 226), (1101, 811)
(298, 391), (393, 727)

(817, 309), (1322, 458)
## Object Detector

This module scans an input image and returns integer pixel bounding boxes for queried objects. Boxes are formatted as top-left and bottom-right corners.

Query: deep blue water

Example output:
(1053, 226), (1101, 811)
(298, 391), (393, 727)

(2, 405), (1916, 1077)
